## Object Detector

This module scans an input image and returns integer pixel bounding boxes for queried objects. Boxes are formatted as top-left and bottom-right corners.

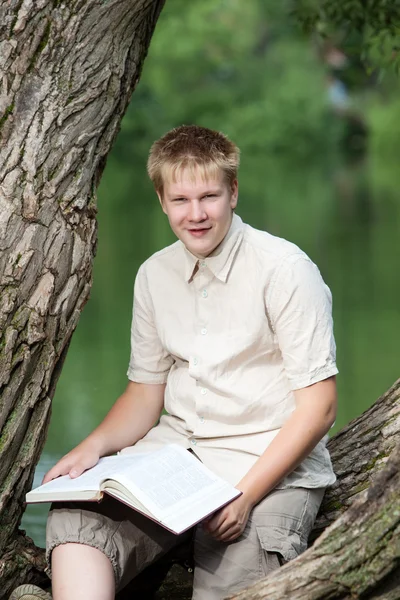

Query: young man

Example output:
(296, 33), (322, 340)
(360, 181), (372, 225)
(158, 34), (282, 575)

(12, 125), (337, 600)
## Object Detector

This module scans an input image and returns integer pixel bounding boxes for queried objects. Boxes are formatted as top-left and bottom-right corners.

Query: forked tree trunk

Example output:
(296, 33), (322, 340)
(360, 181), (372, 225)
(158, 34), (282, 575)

(0, 1), (165, 596)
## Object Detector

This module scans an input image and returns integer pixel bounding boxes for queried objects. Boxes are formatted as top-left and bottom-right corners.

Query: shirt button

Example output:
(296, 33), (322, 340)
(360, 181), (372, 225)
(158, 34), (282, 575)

(201, 289), (208, 298)
(200, 388), (207, 395)
(191, 439), (197, 446)
(199, 416), (205, 424)
(193, 357), (198, 366)
(201, 328), (207, 335)
(200, 261), (206, 267)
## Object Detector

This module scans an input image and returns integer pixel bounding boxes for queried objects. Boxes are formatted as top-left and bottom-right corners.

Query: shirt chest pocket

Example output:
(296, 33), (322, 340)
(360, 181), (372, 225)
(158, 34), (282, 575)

(209, 303), (276, 363)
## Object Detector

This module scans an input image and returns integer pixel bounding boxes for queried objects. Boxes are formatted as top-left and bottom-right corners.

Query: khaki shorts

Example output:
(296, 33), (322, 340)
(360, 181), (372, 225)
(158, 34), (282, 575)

(46, 486), (324, 599)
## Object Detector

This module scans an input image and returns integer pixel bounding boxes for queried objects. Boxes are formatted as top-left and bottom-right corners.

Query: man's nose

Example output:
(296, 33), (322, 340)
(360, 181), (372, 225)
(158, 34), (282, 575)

(188, 200), (206, 222)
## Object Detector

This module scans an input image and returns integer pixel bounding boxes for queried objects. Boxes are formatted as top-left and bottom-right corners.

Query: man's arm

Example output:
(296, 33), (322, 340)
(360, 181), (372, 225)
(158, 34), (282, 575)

(205, 376), (337, 542)
(237, 376), (337, 505)
(42, 381), (165, 483)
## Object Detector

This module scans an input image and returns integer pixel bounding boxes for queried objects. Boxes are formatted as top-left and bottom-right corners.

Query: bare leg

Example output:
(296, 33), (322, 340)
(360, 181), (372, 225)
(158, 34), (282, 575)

(51, 543), (115, 600)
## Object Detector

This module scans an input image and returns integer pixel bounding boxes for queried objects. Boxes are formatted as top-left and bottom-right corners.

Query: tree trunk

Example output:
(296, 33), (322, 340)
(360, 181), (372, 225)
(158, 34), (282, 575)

(0, 0), (165, 595)
(312, 377), (400, 541)
(229, 443), (400, 600)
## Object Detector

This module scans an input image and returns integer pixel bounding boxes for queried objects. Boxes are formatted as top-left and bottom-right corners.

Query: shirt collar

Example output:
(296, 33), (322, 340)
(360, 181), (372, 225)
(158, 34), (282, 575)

(183, 213), (245, 283)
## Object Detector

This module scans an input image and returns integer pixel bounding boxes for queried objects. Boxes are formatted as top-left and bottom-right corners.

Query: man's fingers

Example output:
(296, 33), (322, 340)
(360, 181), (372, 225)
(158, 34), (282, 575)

(205, 514), (226, 534)
(42, 456), (77, 483)
(42, 463), (68, 484)
(212, 520), (243, 542)
(42, 471), (54, 485)
(41, 453), (99, 484)
(206, 512), (239, 538)
(217, 527), (242, 543)
(206, 507), (231, 532)
(69, 464), (87, 478)
(211, 518), (233, 538)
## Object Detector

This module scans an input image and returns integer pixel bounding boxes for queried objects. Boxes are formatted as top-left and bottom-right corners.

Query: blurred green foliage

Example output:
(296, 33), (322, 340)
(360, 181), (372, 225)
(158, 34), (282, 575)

(119, 0), (339, 163)
(366, 75), (400, 196)
(294, 0), (400, 73)
(106, 0), (345, 256)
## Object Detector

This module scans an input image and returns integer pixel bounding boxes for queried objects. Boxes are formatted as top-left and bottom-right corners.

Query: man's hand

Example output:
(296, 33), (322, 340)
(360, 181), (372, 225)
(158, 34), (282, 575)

(42, 440), (100, 484)
(203, 493), (253, 543)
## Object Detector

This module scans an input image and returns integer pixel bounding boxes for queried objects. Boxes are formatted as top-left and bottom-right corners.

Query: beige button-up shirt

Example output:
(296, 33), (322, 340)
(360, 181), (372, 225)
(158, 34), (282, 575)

(122, 214), (338, 488)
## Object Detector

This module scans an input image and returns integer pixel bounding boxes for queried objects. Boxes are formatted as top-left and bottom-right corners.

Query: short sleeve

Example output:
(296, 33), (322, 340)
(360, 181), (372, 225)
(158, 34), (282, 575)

(127, 264), (173, 383)
(267, 255), (338, 390)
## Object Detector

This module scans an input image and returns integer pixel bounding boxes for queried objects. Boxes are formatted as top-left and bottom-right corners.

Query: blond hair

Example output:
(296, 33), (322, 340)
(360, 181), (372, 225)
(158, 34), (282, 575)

(147, 125), (240, 194)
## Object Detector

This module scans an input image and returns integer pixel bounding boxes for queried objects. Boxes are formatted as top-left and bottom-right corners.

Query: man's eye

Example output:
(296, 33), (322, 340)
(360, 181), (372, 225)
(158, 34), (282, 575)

(204, 194), (216, 198)
(173, 198), (186, 202)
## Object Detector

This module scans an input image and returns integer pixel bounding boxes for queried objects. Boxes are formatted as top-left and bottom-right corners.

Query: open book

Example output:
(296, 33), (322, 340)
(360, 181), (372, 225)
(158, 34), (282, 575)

(26, 444), (241, 534)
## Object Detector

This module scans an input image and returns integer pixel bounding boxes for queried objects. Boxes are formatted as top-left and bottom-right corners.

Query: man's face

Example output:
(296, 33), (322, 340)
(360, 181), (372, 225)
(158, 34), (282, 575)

(158, 169), (238, 258)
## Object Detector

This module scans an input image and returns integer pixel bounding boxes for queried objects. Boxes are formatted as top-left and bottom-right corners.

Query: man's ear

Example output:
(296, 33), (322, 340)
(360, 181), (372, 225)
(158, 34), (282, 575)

(230, 179), (238, 210)
(157, 190), (167, 214)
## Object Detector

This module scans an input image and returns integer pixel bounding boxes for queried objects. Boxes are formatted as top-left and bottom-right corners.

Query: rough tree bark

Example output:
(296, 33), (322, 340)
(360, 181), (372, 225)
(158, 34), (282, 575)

(230, 450), (400, 600)
(0, 0), (165, 596)
(312, 377), (400, 539)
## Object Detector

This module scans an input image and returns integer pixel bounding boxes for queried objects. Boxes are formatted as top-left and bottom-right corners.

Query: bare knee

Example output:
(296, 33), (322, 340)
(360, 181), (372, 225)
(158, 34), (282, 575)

(51, 543), (115, 600)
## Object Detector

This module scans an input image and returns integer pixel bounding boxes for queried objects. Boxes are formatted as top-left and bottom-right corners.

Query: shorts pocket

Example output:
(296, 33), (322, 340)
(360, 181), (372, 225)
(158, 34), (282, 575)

(256, 523), (307, 564)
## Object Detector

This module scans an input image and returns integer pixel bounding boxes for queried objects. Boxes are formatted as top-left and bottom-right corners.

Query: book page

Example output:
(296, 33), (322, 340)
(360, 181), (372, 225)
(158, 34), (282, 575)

(26, 444), (240, 533)
(165, 484), (241, 534)
(111, 445), (239, 527)
(26, 455), (146, 501)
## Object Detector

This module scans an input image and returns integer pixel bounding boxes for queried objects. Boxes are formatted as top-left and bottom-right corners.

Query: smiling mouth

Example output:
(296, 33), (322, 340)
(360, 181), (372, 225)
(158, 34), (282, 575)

(188, 227), (211, 236)
(188, 226), (211, 231)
